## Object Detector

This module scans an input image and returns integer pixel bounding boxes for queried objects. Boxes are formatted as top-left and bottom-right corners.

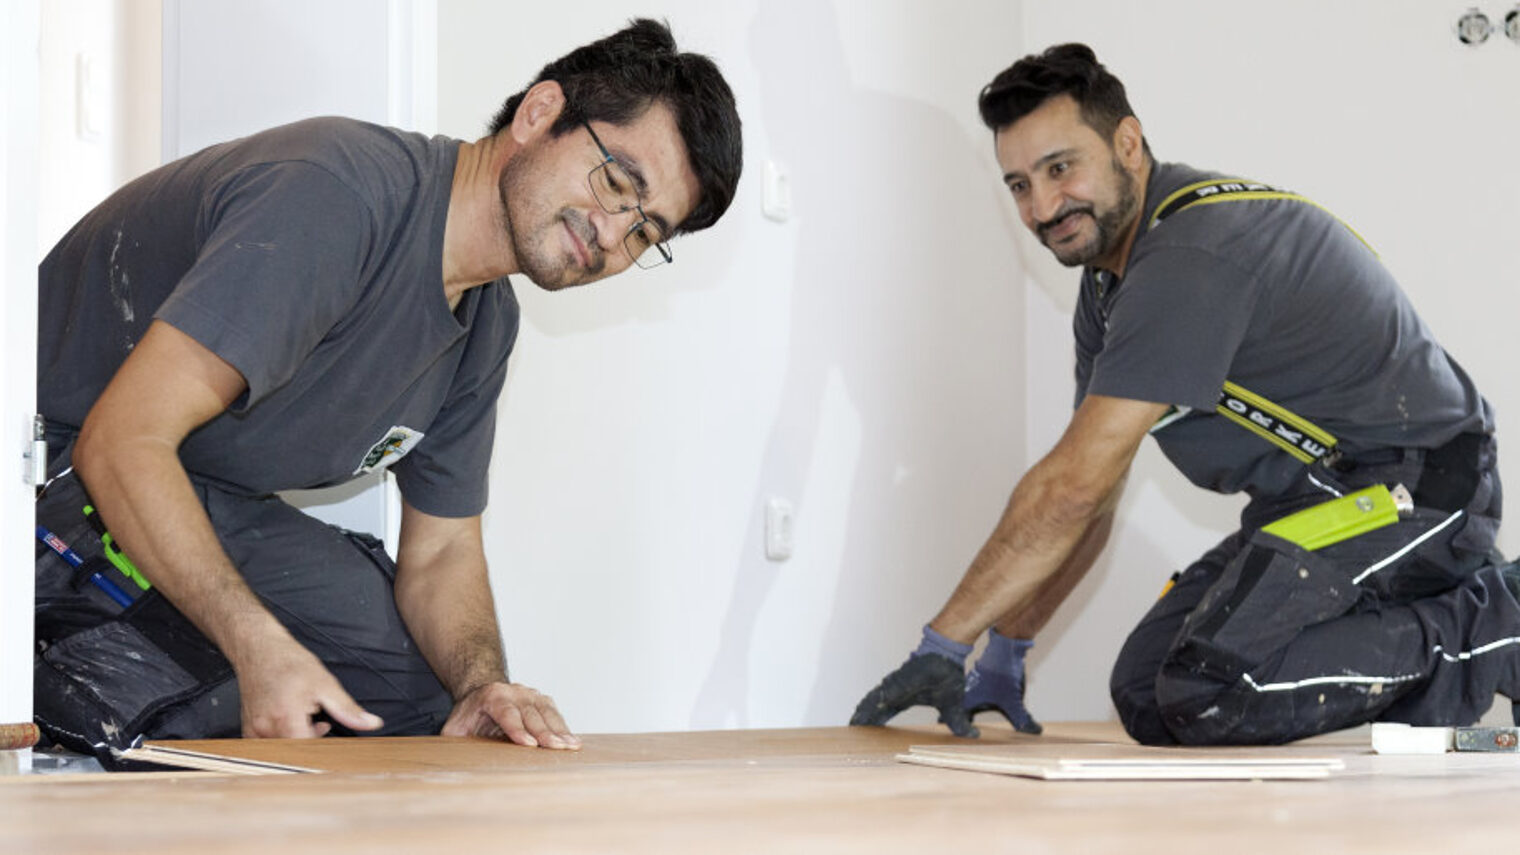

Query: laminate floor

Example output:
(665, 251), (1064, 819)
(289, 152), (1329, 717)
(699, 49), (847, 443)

(2, 722), (1514, 854)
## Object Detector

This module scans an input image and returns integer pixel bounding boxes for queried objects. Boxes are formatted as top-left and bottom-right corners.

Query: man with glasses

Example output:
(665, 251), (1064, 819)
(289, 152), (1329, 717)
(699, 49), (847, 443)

(584, 121), (675, 269)
(34, 18), (741, 757)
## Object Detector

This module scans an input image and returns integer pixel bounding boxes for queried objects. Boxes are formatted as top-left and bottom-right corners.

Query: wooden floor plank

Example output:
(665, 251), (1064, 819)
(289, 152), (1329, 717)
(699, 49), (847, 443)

(129, 722), (1101, 774)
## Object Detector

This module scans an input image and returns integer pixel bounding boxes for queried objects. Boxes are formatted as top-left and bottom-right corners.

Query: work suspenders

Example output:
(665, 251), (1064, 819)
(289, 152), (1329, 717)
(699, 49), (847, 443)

(1144, 179), (1376, 465)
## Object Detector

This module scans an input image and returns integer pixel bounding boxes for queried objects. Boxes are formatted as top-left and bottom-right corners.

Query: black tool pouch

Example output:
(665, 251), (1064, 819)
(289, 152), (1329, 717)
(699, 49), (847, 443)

(1172, 530), (1362, 681)
(33, 470), (237, 764)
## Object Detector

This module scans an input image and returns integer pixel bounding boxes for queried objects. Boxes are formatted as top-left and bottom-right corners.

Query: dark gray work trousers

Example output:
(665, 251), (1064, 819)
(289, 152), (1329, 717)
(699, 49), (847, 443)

(1110, 435), (1517, 745)
(34, 447), (452, 754)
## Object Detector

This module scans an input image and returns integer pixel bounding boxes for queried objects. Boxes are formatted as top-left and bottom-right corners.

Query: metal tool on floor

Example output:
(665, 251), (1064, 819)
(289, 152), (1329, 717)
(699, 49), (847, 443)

(1371, 722), (1520, 753)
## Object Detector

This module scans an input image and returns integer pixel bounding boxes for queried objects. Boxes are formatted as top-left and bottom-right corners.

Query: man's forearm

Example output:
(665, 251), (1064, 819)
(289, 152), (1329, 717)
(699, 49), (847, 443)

(394, 547), (509, 700)
(73, 433), (292, 667)
(67, 321), (381, 738)
(993, 508), (1115, 639)
(930, 456), (1121, 642)
(928, 395), (1161, 643)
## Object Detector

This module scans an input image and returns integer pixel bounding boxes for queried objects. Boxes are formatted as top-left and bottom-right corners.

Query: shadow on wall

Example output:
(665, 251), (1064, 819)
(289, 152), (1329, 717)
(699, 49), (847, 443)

(690, 0), (1026, 729)
(1022, 447), (1246, 720)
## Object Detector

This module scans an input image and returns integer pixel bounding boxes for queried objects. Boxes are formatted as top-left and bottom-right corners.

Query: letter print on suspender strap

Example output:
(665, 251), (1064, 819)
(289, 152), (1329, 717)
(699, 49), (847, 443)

(1148, 177), (1376, 250)
(1146, 178), (1368, 465)
(1217, 382), (1337, 464)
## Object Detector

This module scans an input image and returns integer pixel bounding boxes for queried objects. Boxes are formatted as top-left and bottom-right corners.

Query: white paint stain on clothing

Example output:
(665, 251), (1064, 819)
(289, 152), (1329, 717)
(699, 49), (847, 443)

(107, 227), (135, 323)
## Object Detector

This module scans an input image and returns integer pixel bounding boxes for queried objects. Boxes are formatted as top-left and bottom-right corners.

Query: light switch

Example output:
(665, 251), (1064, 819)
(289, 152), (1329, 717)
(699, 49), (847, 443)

(76, 52), (104, 141)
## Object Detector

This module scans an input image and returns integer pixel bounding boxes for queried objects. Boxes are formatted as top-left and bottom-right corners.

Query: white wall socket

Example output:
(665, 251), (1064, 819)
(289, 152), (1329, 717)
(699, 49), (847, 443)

(762, 159), (792, 222)
(765, 497), (794, 561)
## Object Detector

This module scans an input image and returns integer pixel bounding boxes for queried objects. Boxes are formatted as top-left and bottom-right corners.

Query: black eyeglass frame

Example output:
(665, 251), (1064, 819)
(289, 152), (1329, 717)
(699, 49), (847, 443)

(582, 122), (675, 269)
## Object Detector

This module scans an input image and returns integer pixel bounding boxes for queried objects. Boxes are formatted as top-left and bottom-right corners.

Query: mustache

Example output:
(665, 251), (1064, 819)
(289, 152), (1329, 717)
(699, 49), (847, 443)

(563, 211), (606, 274)
(1036, 203), (1094, 241)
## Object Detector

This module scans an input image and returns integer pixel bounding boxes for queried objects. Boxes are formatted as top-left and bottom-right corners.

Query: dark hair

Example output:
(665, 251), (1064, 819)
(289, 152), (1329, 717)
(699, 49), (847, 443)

(978, 43), (1148, 156)
(490, 18), (743, 235)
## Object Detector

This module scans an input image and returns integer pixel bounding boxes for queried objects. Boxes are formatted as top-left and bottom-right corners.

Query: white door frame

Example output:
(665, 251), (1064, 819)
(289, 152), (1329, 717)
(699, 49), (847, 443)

(1, 0), (41, 747)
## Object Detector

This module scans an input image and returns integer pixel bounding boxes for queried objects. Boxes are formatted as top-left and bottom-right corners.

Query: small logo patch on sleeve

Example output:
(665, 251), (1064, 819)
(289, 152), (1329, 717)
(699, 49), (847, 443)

(355, 426), (424, 475)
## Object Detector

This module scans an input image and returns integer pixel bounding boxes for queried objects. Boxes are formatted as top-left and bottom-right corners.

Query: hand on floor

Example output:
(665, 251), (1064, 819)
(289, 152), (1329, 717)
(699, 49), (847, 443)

(442, 681), (581, 750)
(850, 652), (979, 738)
(964, 631), (1042, 734)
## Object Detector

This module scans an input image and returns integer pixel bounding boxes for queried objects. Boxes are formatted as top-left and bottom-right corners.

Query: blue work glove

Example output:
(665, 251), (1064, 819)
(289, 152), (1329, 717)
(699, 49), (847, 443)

(963, 629), (1042, 734)
(850, 625), (979, 738)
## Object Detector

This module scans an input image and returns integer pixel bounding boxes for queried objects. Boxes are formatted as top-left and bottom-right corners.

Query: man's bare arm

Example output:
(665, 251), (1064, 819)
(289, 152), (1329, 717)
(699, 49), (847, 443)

(994, 503), (1118, 640)
(73, 319), (381, 737)
(393, 503), (580, 749)
(930, 394), (1167, 643)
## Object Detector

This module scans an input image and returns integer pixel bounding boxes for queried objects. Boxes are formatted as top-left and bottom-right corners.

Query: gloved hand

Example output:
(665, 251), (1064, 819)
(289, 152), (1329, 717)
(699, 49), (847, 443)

(849, 625), (979, 738)
(964, 629), (1042, 734)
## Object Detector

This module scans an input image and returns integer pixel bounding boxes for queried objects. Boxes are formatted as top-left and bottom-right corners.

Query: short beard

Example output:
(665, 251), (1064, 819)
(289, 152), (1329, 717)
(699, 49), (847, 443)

(1042, 155), (1141, 268)
(497, 152), (604, 291)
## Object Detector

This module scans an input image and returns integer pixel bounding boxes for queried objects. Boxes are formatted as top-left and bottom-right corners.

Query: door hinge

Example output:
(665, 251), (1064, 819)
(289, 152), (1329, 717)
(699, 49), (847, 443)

(23, 414), (46, 486)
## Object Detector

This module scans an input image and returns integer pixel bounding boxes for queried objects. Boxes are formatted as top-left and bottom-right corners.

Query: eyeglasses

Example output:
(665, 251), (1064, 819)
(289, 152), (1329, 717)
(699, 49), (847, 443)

(583, 122), (674, 269)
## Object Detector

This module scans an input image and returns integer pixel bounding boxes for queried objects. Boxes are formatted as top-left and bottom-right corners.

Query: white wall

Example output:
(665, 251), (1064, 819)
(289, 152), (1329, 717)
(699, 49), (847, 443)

(37, 0), (161, 255)
(439, 0), (1028, 732)
(1018, 0), (1520, 721)
(164, 0), (390, 156)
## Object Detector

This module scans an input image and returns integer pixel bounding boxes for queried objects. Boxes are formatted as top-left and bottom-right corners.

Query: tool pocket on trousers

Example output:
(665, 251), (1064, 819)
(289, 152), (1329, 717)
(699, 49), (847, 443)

(1172, 531), (1360, 681)
(33, 590), (235, 759)
(1319, 505), (1475, 602)
(34, 470), (139, 640)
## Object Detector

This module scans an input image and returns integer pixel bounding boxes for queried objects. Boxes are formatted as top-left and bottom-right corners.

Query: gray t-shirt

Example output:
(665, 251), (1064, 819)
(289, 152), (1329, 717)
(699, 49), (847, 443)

(39, 116), (519, 518)
(1075, 161), (1492, 501)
